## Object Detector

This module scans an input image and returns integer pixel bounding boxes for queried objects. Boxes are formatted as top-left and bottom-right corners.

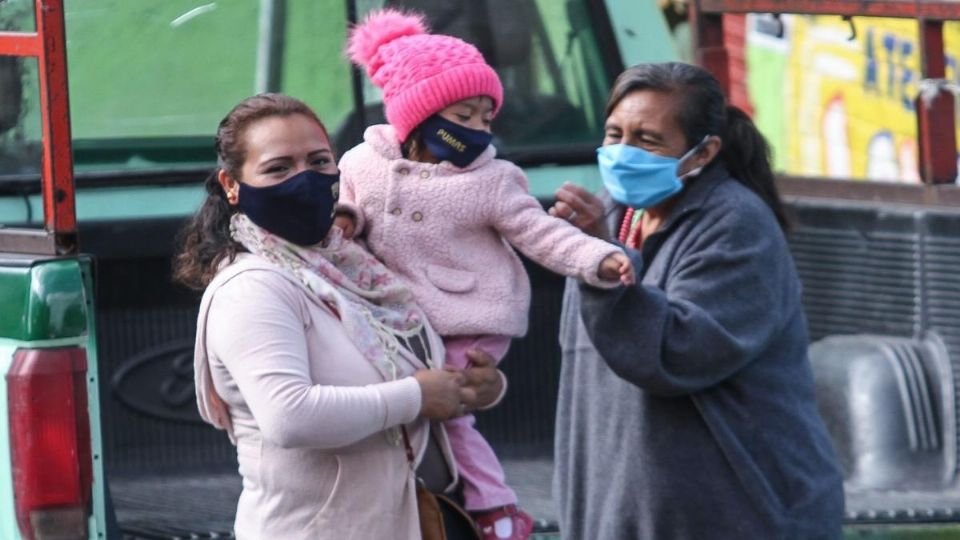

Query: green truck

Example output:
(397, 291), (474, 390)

(2, 1), (960, 539)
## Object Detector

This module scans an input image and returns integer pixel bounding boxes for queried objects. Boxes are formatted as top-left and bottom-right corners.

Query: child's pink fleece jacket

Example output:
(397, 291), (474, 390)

(337, 124), (623, 337)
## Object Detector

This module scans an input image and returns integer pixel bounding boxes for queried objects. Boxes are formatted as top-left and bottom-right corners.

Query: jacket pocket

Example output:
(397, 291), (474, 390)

(316, 455), (342, 515)
(425, 264), (478, 294)
(692, 395), (787, 518)
(304, 451), (411, 535)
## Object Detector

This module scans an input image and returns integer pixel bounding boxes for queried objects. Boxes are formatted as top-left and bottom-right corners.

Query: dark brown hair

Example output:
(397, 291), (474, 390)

(402, 128), (431, 162)
(173, 93), (329, 290)
(605, 62), (789, 230)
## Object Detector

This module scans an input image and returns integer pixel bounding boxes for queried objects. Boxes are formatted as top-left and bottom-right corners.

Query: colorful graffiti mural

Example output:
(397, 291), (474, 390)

(745, 14), (960, 183)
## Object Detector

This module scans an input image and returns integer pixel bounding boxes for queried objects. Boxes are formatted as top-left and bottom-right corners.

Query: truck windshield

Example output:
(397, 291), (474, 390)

(348, 0), (615, 158)
(0, 0), (614, 183)
(1, 1), (356, 180)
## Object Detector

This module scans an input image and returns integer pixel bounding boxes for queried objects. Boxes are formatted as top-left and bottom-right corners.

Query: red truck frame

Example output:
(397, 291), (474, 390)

(0, 0), (76, 255)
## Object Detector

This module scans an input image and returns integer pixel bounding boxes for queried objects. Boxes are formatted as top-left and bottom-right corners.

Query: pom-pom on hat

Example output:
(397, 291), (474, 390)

(347, 8), (503, 143)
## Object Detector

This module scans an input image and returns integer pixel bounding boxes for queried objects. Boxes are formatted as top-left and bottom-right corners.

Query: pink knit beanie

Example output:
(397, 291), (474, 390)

(347, 9), (504, 143)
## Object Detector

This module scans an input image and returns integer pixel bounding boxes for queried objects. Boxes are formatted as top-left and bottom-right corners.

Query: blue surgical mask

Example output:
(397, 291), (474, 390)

(597, 137), (708, 209)
(419, 114), (493, 168)
(238, 169), (339, 246)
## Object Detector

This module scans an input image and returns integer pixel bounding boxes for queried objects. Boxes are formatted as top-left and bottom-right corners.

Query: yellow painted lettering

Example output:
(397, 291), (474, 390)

(436, 129), (467, 152)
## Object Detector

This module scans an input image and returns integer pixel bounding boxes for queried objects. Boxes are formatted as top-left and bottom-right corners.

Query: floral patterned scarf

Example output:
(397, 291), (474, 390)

(230, 213), (434, 380)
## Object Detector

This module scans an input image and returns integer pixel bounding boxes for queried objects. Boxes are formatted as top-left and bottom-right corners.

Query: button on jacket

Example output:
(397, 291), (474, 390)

(337, 124), (621, 337)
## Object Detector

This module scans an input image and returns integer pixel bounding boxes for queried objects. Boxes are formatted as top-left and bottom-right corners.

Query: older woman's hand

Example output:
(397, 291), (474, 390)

(458, 348), (507, 411)
(549, 182), (610, 239)
(414, 369), (473, 420)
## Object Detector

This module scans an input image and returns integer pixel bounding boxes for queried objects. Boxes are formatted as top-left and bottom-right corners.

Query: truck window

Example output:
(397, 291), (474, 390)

(354, 0), (615, 156)
(1, 0), (355, 178)
(4, 0), (617, 191)
(0, 55), (39, 181)
(0, 2), (39, 184)
(0, 0), (34, 31)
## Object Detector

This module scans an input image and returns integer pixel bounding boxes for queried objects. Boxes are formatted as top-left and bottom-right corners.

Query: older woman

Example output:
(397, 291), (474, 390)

(549, 63), (844, 539)
(175, 93), (502, 539)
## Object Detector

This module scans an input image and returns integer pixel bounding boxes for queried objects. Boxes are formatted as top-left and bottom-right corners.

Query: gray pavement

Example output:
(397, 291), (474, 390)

(110, 456), (559, 538)
(503, 457), (558, 526)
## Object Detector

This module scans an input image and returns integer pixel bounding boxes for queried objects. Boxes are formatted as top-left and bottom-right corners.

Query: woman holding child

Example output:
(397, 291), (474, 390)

(177, 92), (507, 539)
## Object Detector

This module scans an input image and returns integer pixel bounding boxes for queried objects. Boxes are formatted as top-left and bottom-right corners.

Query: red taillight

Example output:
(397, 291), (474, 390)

(7, 347), (92, 540)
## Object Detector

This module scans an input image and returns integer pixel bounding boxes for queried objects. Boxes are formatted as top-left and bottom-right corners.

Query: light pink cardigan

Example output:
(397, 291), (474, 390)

(338, 125), (622, 337)
(194, 254), (456, 539)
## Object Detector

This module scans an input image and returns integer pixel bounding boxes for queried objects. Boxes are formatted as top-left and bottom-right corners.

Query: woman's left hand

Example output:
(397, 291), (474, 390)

(448, 348), (506, 412)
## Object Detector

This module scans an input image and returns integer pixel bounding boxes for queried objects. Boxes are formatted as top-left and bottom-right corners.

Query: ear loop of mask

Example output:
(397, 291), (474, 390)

(678, 135), (712, 179)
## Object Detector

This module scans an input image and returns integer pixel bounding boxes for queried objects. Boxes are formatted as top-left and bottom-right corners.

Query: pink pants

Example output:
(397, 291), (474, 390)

(443, 335), (517, 511)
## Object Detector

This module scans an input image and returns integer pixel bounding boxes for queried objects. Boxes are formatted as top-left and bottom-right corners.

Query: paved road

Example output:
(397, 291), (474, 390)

(111, 457), (559, 539)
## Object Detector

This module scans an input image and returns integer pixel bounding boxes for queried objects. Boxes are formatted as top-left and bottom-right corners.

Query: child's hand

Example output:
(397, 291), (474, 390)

(334, 213), (357, 239)
(598, 252), (635, 286)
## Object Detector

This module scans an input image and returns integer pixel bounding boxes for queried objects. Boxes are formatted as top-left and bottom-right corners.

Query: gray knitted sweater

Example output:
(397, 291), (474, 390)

(553, 164), (844, 539)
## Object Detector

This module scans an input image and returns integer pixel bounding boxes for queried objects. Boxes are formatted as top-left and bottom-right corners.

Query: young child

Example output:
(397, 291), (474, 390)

(337, 9), (633, 540)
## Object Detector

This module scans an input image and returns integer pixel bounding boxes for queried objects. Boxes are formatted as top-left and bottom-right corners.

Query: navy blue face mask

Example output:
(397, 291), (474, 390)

(238, 169), (339, 246)
(419, 114), (493, 168)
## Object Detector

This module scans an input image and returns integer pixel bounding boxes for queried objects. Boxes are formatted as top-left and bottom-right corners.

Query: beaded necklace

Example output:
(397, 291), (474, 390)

(617, 207), (645, 249)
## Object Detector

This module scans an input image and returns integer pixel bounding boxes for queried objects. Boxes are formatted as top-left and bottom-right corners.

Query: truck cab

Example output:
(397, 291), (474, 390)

(2, 1), (960, 539)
